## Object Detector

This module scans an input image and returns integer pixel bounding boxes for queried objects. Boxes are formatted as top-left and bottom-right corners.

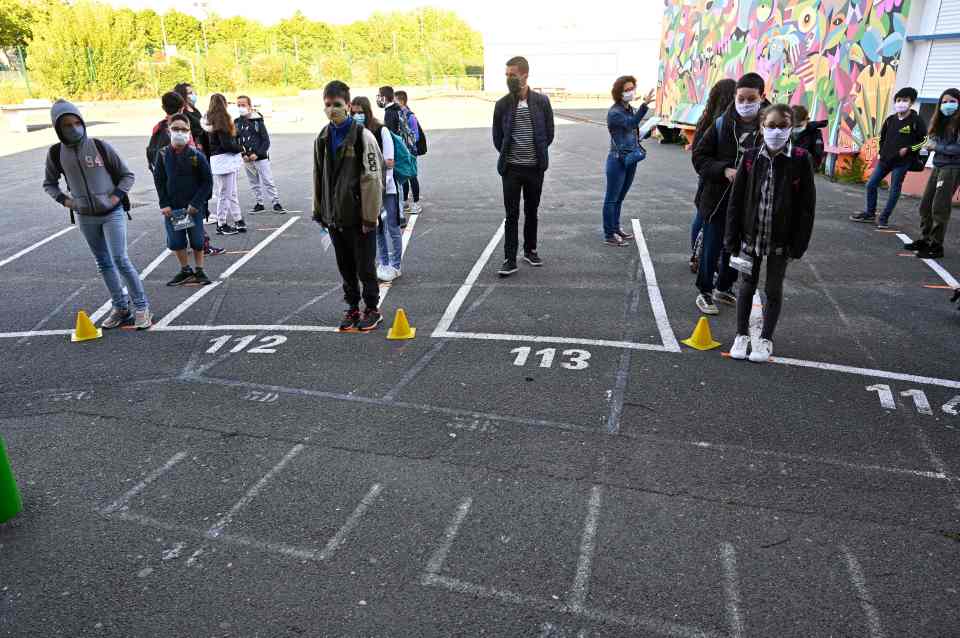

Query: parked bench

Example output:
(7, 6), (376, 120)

(1, 100), (52, 133)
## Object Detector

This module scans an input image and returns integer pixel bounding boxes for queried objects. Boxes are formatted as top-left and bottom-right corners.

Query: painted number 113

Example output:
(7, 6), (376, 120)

(511, 347), (591, 370)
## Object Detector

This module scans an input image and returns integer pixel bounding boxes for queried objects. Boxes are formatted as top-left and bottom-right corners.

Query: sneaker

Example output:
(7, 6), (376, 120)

(167, 267), (195, 287)
(205, 245), (226, 256)
(689, 254), (699, 274)
(696, 293), (719, 315)
(849, 212), (876, 223)
(714, 290), (737, 306)
(377, 264), (397, 282)
(903, 238), (928, 251)
(338, 308), (361, 332)
(400, 218), (408, 230)
(410, 202), (423, 214)
(217, 224), (238, 236)
(273, 203), (286, 214)
(393, 268), (401, 280)
(916, 244), (944, 259)
(614, 228), (634, 240)
(604, 235), (626, 247)
(251, 203), (265, 213)
(875, 219), (891, 230)
(523, 251), (543, 267)
(749, 338), (773, 363)
(730, 334), (750, 360)
(101, 307), (131, 329)
(357, 307), (383, 332)
(192, 268), (212, 286)
(498, 259), (519, 277)
(235, 219), (247, 233)
(402, 201), (412, 213)
(134, 308), (153, 330)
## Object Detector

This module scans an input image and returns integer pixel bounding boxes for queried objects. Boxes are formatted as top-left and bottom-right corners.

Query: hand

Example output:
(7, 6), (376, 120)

(361, 223), (376, 234)
(249, 153), (257, 161)
(186, 205), (198, 215)
(724, 168), (737, 182)
(109, 195), (120, 207)
(160, 207), (173, 217)
(899, 147), (909, 158)
(385, 158), (395, 169)
(63, 197), (75, 209)
(642, 89), (656, 105)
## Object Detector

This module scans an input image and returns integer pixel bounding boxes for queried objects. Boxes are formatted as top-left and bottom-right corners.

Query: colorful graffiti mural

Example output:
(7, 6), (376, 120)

(658, 0), (913, 157)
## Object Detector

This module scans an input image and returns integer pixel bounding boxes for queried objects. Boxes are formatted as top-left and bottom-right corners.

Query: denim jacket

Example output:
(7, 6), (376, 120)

(607, 102), (648, 156)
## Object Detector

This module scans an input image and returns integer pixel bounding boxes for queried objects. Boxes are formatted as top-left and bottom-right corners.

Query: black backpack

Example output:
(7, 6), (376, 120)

(48, 138), (132, 223)
(415, 120), (427, 156)
(146, 119), (171, 174)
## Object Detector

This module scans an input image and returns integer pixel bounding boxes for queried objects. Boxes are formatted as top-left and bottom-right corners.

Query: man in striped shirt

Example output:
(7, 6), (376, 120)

(492, 56), (555, 276)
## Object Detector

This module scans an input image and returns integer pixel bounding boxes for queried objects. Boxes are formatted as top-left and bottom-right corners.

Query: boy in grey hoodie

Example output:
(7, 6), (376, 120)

(43, 99), (152, 329)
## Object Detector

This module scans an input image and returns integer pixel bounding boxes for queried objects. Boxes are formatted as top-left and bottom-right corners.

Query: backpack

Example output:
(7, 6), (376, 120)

(48, 138), (131, 224)
(389, 130), (418, 185)
(415, 119), (427, 156)
(146, 119), (170, 174)
(397, 109), (417, 152)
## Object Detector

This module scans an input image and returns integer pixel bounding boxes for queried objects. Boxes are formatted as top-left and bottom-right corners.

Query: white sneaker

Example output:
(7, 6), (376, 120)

(749, 338), (773, 363)
(377, 265), (396, 282)
(101, 307), (131, 329)
(696, 293), (719, 315)
(392, 268), (401, 280)
(730, 335), (750, 360)
(134, 308), (153, 330)
(410, 202), (423, 214)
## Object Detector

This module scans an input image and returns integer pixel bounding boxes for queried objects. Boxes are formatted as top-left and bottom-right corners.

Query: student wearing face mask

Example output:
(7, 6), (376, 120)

(205, 93), (246, 236)
(692, 72), (767, 315)
(174, 82), (209, 156)
(153, 114), (214, 286)
(43, 99), (153, 330)
(235, 95), (285, 214)
(601, 75), (656, 246)
(851, 87), (927, 229)
(905, 88), (960, 259)
(313, 81), (386, 332)
(725, 104), (816, 363)
(788, 105), (827, 172)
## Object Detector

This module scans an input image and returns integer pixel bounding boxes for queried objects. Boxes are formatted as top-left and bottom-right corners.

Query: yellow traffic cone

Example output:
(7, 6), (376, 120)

(71, 310), (102, 343)
(681, 317), (721, 350)
(386, 308), (416, 340)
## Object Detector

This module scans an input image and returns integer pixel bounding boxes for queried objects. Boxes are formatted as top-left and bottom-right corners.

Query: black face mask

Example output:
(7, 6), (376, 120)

(62, 124), (85, 145)
(507, 77), (522, 95)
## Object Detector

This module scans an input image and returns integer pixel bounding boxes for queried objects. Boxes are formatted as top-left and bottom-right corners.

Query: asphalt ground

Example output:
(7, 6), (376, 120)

(1, 116), (959, 638)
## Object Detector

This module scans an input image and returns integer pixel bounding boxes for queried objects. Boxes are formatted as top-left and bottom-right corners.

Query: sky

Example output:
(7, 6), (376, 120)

(106, 0), (664, 40)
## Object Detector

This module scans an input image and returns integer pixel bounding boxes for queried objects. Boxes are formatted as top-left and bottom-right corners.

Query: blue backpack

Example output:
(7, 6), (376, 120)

(388, 129), (417, 185)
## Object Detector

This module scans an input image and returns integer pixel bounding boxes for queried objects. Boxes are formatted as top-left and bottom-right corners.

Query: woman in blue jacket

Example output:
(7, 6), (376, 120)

(602, 76), (655, 246)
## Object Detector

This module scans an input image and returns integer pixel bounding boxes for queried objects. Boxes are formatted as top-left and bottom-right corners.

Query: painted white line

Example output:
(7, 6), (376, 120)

(379, 213), (419, 307)
(220, 216), (299, 279)
(569, 486), (603, 612)
(435, 330), (673, 352)
(422, 574), (721, 638)
(153, 323), (338, 333)
(432, 222), (504, 336)
(318, 483), (383, 560)
(0, 226), (75, 268)
(150, 281), (223, 329)
(100, 451), (187, 514)
(896, 233), (960, 288)
(0, 329), (73, 339)
(206, 443), (304, 539)
(841, 546), (887, 638)
(424, 497), (473, 576)
(631, 219), (681, 352)
(770, 356), (960, 390)
(113, 511), (319, 561)
(719, 543), (744, 638)
(90, 249), (172, 324)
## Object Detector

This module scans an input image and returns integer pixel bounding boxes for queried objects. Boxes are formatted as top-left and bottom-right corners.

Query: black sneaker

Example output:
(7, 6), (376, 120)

(498, 259), (518, 277)
(167, 267), (195, 286)
(916, 244), (944, 259)
(251, 203), (265, 213)
(357, 308), (382, 332)
(903, 238), (929, 251)
(205, 245), (226, 256)
(523, 251), (543, 267)
(193, 268), (212, 286)
(614, 228), (634, 240)
(235, 219), (247, 233)
(339, 308), (361, 332)
(273, 203), (286, 214)
(849, 212), (876, 223)
(217, 224), (238, 235)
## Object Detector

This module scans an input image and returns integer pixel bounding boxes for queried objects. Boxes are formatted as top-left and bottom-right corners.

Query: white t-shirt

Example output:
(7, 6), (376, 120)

(379, 126), (396, 195)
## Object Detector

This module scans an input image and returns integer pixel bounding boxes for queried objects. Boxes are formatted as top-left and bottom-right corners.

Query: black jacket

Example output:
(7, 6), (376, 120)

(492, 90), (555, 176)
(383, 104), (402, 135)
(207, 129), (243, 157)
(692, 105), (763, 222)
(182, 107), (209, 156)
(879, 111), (926, 166)
(235, 113), (271, 159)
(724, 145), (817, 260)
(792, 120), (827, 170)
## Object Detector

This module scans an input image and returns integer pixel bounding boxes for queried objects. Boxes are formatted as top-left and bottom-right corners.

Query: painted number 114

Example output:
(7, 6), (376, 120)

(511, 347), (591, 370)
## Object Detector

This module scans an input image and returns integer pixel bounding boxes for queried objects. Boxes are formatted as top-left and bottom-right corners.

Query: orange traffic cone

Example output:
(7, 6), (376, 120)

(386, 308), (416, 340)
(71, 310), (102, 343)
(681, 317), (721, 350)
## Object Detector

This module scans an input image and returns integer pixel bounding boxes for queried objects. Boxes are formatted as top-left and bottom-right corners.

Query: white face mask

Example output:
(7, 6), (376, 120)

(622, 90), (636, 102)
(763, 127), (791, 151)
(170, 131), (190, 147)
(238, 106), (250, 116)
(736, 100), (761, 119)
(894, 101), (911, 114)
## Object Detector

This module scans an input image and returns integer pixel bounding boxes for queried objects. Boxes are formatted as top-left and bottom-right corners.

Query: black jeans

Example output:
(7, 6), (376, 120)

(329, 226), (379, 310)
(402, 176), (420, 202)
(735, 253), (789, 341)
(502, 164), (544, 260)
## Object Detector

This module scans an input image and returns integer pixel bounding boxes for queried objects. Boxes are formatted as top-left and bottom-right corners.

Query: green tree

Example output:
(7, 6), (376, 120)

(0, 0), (34, 51)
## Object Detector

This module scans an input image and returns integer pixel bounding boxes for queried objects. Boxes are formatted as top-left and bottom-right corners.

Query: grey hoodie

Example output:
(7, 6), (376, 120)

(42, 99), (135, 216)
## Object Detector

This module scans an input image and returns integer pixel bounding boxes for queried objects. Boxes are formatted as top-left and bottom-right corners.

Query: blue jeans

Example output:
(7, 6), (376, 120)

(377, 193), (402, 270)
(865, 158), (909, 223)
(76, 207), (148, 311)
(690, 208), (703, 251)
(696, 214), (737, 296)
(602, 153), (638, 238)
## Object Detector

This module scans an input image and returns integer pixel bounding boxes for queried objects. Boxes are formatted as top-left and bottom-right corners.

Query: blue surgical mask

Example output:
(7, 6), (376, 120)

(354, 113), (366, 125)
(940, 101), (958, 117)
